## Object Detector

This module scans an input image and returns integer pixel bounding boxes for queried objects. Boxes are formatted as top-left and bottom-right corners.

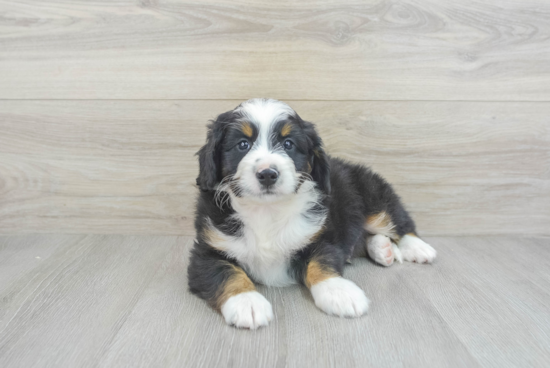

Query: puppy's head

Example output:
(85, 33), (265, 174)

(196, 98), (330, 201)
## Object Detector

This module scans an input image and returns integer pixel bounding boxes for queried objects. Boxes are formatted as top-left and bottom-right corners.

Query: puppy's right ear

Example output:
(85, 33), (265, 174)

(196, 113), (229, 191)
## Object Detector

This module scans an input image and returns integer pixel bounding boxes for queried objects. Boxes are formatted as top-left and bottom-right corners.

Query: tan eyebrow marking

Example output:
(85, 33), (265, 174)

(241, 122), (253, 138)
(281, 123), (292, 137)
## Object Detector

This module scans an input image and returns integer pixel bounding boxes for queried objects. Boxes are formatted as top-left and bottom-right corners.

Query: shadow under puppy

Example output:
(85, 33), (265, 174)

(188, 98), (436, 329)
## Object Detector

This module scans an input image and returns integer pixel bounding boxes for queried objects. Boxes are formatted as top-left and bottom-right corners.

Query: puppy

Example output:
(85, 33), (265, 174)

(188, 98), (436, 329)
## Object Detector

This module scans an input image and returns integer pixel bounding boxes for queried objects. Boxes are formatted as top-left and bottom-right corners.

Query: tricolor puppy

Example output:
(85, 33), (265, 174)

(188, 98), (436, 329)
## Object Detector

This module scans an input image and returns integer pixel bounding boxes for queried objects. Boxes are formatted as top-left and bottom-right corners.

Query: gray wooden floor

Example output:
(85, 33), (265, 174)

(0, 235), (549, 367)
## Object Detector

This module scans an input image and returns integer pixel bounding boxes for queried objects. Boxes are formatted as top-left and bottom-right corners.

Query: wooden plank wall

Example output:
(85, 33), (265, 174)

(1, 0), (549, 236)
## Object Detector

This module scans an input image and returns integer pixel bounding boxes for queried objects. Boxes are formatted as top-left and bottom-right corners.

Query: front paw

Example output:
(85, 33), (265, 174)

(310, 277), (370, 318)
(221, 291), (274, 329)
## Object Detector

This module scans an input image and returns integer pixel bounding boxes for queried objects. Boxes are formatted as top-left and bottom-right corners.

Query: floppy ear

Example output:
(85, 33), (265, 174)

(196, 114), (228, 191)
(303, 121), (331, 195)
(311, 144), (331, 195)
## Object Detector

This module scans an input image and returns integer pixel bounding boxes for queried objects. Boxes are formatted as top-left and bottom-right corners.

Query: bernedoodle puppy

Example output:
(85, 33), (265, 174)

(188, 98), (436, 329)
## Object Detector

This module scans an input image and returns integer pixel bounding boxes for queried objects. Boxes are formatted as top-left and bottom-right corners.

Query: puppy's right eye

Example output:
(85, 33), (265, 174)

(238, 140), (250, 151)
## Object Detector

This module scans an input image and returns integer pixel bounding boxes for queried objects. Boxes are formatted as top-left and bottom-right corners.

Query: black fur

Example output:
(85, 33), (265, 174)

(188, 103), (417, 308)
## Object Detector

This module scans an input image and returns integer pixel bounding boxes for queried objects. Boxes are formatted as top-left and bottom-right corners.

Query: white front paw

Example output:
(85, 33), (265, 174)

(398, 235), (437, 264)
(221, 291), (273, 329)
(310, 277), (370, 318)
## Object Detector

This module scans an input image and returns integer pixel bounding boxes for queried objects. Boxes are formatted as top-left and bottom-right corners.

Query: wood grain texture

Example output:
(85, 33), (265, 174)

(0, 234), (176, 368)
(1, 0), (550, 100)
(1, 235), (550, 367)
(1, 100), (548, 236)
(418, 237), (550, 368)
(0, 234), (86, 295)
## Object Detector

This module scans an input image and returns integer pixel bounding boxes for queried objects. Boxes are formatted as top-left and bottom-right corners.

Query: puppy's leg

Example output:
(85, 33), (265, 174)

(362, 187), (436, 265)
(303, 257), (370, 318)
(351, 165), (436, 265)
(188, 248), (273, 329)
(365, 210), (436, 264)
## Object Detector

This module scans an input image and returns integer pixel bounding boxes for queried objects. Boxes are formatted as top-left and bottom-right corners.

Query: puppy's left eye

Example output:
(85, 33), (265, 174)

(238, 140), (250, 151)
(283, 139), (294, 150)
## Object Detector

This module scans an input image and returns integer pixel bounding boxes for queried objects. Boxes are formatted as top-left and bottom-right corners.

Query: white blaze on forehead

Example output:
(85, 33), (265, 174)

(237, 98), (295, 128)
(236, 98), (295, 148)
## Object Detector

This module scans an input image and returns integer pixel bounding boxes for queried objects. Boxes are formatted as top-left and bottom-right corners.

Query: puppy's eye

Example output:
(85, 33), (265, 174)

(283, 139), (294, 150)
(238, 140), (250, 151)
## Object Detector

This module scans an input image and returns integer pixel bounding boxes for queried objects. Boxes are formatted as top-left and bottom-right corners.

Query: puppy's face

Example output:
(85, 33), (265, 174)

(220, 101), (311, 198)
(197, 99), (330, 201)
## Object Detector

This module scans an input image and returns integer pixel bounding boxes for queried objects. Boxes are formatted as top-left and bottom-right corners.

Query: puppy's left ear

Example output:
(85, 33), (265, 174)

(303, 121), (331, 195)
(196, 114), (228, 191)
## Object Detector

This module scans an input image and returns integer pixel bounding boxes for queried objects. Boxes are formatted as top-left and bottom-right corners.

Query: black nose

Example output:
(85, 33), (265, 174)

(256, 168), (279, 187)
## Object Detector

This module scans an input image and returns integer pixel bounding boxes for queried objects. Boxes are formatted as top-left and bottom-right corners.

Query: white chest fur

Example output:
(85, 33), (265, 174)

(208, 183), (325, 286)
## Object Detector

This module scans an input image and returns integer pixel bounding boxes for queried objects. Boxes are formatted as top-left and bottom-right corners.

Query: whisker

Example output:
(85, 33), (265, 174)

(214, 174), (236, 210)
(298, 171), (314, 182)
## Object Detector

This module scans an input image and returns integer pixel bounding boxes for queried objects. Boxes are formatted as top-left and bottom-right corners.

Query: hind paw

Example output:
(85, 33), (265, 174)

(398, 235), (436, 264)
(367, 235), (395, 267)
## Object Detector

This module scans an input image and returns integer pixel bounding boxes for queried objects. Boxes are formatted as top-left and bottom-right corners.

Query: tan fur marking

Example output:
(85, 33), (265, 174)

(305, 260), (337, 288)
(281, 123), (292, 137)
(216, 265), (255, 310)
(241, 122), (253, 138)
(365, 211), (397, 239)
(406, 233), (417, 238)
(203, 226), (225, 251)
